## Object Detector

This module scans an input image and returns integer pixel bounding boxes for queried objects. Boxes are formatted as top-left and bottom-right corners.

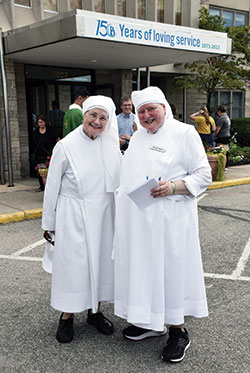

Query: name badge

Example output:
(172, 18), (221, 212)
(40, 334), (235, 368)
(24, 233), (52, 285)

(150, 146), (166, 153)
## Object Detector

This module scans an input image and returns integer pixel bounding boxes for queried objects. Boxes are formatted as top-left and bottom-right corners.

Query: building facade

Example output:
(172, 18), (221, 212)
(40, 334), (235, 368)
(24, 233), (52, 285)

(0, 0), (248, 181)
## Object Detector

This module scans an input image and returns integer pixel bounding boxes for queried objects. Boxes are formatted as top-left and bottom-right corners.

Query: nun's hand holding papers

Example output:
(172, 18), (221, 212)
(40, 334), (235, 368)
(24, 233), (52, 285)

(151, 180), (190, 198)
(151, 180), (175, 198)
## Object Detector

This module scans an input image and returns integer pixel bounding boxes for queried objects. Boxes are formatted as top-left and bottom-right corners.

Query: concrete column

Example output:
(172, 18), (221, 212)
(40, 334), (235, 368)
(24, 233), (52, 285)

(106, 0), (115, 15)
(165, 0), (175, 24)
(120, 69), (133, 96)
(3, 0), (15, 29)
(146, 1), (156, 22)
(182, 0), (200, 28)
(127, 0), (137, 18)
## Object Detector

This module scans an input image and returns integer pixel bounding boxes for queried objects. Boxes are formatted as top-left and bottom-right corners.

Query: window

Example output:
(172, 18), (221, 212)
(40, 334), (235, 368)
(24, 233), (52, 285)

(44, 0), (58, 12)
(93, 0), (105, 13)
(175, 0), (182, 25)
(70, 0), (83, 9)
(209, 7), (248, 27)
(15, 0), (31, 6)
(157, 0), (164, 23)
(117, 0), (126, 17)
(209, 90), (244, 119)
(138, 0), (146, 20)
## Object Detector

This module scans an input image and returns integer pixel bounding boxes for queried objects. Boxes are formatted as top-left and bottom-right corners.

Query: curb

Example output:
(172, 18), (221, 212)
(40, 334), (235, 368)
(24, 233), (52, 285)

(0, 178), (250, 224)
(0, 208), (43, 225)
(208, 177), (250, 190)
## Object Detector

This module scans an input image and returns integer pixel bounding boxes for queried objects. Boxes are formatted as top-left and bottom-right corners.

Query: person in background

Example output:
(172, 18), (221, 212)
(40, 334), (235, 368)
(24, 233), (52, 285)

(49, 100), (65, 139)
(190, 106), (216, 147)
(33, 114), (57, 192)
(214, 105), (231, 168)
(117, 96), (136, 151)
(63, 89), (90, 137)
(114, 87), (211, 364)
(42, 96), (121, 344)
(170, 103), (178, 119)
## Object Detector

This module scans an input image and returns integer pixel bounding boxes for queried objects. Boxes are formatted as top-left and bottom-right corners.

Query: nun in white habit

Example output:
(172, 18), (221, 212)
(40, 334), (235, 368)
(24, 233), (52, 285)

(114, 87), (212, 363)
(42, 95), (121, 343)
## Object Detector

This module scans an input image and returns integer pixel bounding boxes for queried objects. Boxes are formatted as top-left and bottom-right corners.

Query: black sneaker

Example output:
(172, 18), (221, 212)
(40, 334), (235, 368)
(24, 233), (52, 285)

(161, 327), (190, 363)
(123, 325), (167, 341)
(56, 313), (74, 343)
(87, 311), (114, 335)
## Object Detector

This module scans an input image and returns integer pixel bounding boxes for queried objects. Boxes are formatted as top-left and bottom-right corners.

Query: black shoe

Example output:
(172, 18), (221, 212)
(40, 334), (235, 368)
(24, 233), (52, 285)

(87, 311), (114, 335)
(56, 313), (74, 343)
(36, 187), (44, 192)
(161, 327), (190, 363)
(123, 325), (167, 341)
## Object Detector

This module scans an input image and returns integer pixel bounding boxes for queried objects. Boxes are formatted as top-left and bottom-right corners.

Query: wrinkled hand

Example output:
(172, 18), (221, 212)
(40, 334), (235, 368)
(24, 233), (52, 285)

(151, 180), (174, 198)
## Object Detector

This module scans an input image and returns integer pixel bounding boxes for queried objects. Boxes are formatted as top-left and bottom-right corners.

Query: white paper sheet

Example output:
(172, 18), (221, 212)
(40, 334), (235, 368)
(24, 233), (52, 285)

(127, 178), (159, 210)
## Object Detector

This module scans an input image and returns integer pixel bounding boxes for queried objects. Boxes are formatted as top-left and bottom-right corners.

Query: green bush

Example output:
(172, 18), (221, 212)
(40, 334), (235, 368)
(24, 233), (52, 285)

(231, 118), (250, 147)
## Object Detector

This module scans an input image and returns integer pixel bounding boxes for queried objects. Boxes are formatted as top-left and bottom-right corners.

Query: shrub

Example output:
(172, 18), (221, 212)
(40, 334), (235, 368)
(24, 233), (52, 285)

(231, 118), (250, 147)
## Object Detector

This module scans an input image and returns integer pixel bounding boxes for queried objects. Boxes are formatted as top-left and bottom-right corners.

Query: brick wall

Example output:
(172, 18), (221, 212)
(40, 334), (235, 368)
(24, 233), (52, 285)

(0, 58), (21, 182)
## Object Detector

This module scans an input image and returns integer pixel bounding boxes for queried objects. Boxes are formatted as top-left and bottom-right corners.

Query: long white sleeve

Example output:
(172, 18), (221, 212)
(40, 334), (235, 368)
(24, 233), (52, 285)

(42, 142), (68, 231)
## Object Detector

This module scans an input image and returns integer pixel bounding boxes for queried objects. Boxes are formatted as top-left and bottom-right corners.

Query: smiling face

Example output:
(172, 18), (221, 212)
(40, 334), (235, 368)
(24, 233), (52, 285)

(83, 108), (109, 139)
(137, 103), (166, 133)
(121, 100), (133, 116)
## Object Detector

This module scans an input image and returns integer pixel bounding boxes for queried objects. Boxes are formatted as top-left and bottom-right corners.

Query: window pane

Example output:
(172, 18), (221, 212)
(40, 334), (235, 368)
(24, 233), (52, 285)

(222, 10), (233, 27)
(157, 0), (164, 23)
(117, 0), (126, 17)
(138, 0), (146, 20)
(209, 8), (220, 17)
(232, 92), (243, 119)
(44, 0), (58, 12)
(15, 0), (31, 6)
(70, 0), (83, 9)
(235, 13), (246, 26)
(175, 0), (182, 25)
(93, 0), (105, 13)
(209, 91), (218, 117)
(220, 91), (230, 107)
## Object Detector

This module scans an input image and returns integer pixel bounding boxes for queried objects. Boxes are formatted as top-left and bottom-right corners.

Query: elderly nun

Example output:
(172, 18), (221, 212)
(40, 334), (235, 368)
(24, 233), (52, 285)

(42, 95), (121, 343)
(114, 87), (212, 363)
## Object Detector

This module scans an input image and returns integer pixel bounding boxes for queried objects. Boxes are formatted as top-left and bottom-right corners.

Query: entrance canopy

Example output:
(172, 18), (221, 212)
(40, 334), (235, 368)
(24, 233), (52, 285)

(3, 10), (231, 70)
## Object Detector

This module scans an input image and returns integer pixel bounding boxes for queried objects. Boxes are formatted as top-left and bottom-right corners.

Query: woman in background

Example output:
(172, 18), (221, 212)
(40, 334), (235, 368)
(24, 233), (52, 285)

(190, 106), (215, 147)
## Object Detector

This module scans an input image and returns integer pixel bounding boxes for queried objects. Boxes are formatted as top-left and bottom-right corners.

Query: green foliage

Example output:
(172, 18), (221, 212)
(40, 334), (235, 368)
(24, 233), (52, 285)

(214, 153), (226, 181)
(231, 118), (250, 147)
(176, 7), (250, 109)
(198, 7), (225, 32)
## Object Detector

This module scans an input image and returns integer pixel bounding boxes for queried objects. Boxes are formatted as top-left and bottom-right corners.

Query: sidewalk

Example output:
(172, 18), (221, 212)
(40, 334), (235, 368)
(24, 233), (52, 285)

(0, 164), (250, 224)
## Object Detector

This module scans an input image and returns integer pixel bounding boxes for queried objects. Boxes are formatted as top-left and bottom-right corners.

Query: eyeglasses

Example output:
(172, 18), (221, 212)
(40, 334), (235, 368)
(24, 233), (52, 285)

(87, 111), (109, 123)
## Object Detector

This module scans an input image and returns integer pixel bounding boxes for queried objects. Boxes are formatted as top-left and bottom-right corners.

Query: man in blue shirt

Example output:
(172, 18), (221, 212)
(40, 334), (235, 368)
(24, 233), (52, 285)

(117, 96), (136, 151)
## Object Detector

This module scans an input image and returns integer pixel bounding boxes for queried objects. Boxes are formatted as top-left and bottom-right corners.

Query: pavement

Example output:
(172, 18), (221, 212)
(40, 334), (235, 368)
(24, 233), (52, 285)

(0, 163), (250, 224)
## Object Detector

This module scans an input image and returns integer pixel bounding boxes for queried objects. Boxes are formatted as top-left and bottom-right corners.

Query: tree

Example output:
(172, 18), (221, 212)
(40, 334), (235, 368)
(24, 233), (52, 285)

(176, 7), (250, 113)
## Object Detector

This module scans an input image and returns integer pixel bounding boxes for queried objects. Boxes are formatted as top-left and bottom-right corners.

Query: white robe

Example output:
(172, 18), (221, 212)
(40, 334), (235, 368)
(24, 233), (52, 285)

(42, 125), (118, 313)
(114, 121), (212, 330)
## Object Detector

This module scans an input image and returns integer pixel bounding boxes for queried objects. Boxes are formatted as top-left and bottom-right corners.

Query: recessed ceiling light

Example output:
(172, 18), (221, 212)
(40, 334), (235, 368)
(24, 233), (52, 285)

(90, 59), (97, 63)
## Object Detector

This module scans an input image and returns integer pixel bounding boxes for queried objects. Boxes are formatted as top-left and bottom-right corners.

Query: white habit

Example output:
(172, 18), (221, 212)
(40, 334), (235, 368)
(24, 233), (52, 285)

(114, 120), (212, 330)
(42, 123), (120, 313)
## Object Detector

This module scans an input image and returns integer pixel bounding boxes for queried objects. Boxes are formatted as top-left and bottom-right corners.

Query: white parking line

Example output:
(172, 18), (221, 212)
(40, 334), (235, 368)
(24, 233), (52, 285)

(231, 236), (250, 278)
(10, 239), (45, 257)
(0, 255), (42, 262)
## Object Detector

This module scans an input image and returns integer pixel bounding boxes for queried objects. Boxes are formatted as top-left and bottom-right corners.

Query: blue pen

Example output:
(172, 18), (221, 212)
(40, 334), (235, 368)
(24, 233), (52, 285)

(146, 176), (149, 180)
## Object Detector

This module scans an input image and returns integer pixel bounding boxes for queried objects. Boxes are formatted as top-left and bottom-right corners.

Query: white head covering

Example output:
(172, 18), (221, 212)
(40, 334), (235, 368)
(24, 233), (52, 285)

(132, 86), (173, 128)
(82, 95), (120, 192)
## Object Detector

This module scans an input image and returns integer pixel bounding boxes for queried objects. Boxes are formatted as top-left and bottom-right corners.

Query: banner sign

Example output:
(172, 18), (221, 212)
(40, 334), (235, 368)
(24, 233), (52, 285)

(77, 12), (229, 55)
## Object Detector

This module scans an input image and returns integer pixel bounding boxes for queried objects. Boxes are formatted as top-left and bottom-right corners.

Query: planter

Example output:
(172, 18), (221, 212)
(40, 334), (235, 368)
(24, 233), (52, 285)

(207, 153), (226, 181)
(38, 168), (48, 178)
